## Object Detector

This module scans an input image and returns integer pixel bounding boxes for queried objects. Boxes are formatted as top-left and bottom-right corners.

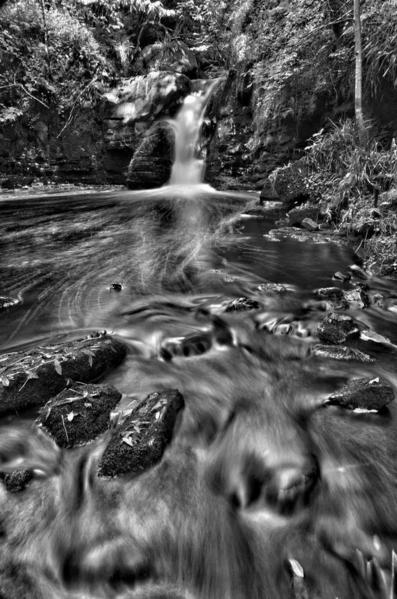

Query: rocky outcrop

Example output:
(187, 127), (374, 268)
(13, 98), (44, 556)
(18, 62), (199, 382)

(327, 377), (395, 411)
(0, 333), (127, 416)
(99, 389), (184, 477)
(317, 313), (359, 345)
(126, 121), (174, 189)
(38, 383), (122, 448)
(311, 345), (374, 363)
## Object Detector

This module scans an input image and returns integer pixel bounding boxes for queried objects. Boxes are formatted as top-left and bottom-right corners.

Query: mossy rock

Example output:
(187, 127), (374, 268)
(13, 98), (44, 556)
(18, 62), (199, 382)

(38, 382), (122, 448)
(327, 377), (394, 411)
(99, 389), (184, 477)
(0, 333), (127, 416)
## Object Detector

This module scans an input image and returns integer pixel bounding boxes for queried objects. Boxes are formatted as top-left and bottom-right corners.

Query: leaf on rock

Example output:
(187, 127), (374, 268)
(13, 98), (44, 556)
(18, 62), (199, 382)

(0, 375), (10, 387)
(54, 359), (63, 375)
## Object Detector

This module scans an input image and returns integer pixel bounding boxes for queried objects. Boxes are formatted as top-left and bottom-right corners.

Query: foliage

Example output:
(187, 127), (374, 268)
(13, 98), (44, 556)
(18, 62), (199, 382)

(301, 120), (397, 204)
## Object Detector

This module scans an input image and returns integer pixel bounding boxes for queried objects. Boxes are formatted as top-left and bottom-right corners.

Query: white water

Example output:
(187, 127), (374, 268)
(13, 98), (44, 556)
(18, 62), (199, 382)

(168, 82), (218, 186)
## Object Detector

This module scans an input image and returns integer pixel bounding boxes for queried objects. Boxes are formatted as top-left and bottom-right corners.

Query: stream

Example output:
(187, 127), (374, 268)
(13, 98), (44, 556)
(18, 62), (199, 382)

(0, 90), (397, 599)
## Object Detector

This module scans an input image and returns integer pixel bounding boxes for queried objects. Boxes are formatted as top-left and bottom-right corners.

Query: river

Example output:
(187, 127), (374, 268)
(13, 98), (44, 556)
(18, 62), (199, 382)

(1, 183), (397, 598)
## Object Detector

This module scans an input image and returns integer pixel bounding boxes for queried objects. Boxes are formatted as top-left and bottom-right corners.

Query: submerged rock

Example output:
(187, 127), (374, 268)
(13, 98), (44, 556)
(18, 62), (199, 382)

(223, 297), (260, 312)
(0, 469), (33, 493)
(317, 313), (359, 345)
(327, 377), (395, 411)
(38, 383), (122, 448)
(313, 287), (344, 302)
(99, 389), (184, 477)
(0, 333), (127, 416)
(311, 344), (374, 363)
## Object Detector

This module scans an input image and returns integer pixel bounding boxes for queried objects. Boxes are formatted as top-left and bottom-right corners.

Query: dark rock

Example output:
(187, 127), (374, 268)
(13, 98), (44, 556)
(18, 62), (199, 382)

(127, 122), (174, 189)
(317, 313), (359, 345)
(301, 217), (319, 231)
(314, 287), (344, 301)
(0, 333), (127, 416)
(311, 344), (374, 363)
(327, 377), (395, 411)
(286, 205), (319, 226)
(0, 469), (33, 493)
(0, 296), (21, 310)
(38, 383), (121, 448)
(224, 297), (260, 312)
(99, 389), (184, 477)
(332, 271), (351, 282)
(111, 283), (122, 292)
(259, 180), (279, 203)
(343, 288), (365, 310)
(270, 159), (310, 204)
(257, 282), (296, 295)
(349, 264), (368, 280)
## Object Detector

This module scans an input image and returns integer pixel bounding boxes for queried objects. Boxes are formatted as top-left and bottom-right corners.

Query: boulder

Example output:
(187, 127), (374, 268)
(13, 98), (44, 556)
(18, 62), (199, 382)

(313, 287), (344, 302)
(223, 297), (260, 312)
(301, 217), (319, 231)
(311, 344), (374, 363)
(127, 122), (174, 189)
(286, 205), (319, 227)
(99, 389), (184, 477)
(0, 469), (33, 493)
(270, 159), (309, 205)
(317, 313), (359, 345)
(0, 333), (127, 416)
(38, 383), (122, 448)
(327, 377), (395, 411)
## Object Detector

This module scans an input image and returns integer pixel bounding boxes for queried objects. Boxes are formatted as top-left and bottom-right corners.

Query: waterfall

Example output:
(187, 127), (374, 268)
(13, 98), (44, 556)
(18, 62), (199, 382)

(168, 81), (218, 186)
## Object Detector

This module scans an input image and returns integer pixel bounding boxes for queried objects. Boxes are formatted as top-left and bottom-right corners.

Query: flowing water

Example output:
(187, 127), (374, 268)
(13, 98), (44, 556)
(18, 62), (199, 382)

(1, 94), (397, 599)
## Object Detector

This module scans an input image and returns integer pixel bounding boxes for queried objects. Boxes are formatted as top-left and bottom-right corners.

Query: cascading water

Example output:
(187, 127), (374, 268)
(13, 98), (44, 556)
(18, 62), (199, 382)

(168, 81), (218, 186)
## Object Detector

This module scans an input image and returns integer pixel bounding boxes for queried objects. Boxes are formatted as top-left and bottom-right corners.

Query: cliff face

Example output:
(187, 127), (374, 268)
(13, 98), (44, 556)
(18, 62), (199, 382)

(2, 0), (397, 189)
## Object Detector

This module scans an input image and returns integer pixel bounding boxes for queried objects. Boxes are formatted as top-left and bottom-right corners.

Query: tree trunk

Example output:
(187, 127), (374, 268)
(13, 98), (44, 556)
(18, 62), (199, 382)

(354, 0), (366, 145)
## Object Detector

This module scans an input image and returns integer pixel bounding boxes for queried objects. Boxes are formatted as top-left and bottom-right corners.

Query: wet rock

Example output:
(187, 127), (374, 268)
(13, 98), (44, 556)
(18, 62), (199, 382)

(259, 180), (279, 203)
(38, 383), (122, 448)
(0, 333), (127, 416)
(265, 227), (343, 245)
(360, 329), (394, 346)
(349, 264), (368, 280)
(111, 283), (122, 292)
(257, 282), (297, 296)
(0, 296), (21, 310)
(0, 469), (33, 493)
(99, 389), (184, 477)
(270, 159), (309, 205)
(317, 313), (359, 345)
(343, 287), (369, 310)
(286, 205), (319, 227)
(314, 287), (344, 302)
(333, 271), (351, 283)
(301, 217), (319, 231)
(127, 122), (174, 189)
(311, 344), (374, 363)
(327, 377), (395, 411)
(223, 297), (260, 312)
